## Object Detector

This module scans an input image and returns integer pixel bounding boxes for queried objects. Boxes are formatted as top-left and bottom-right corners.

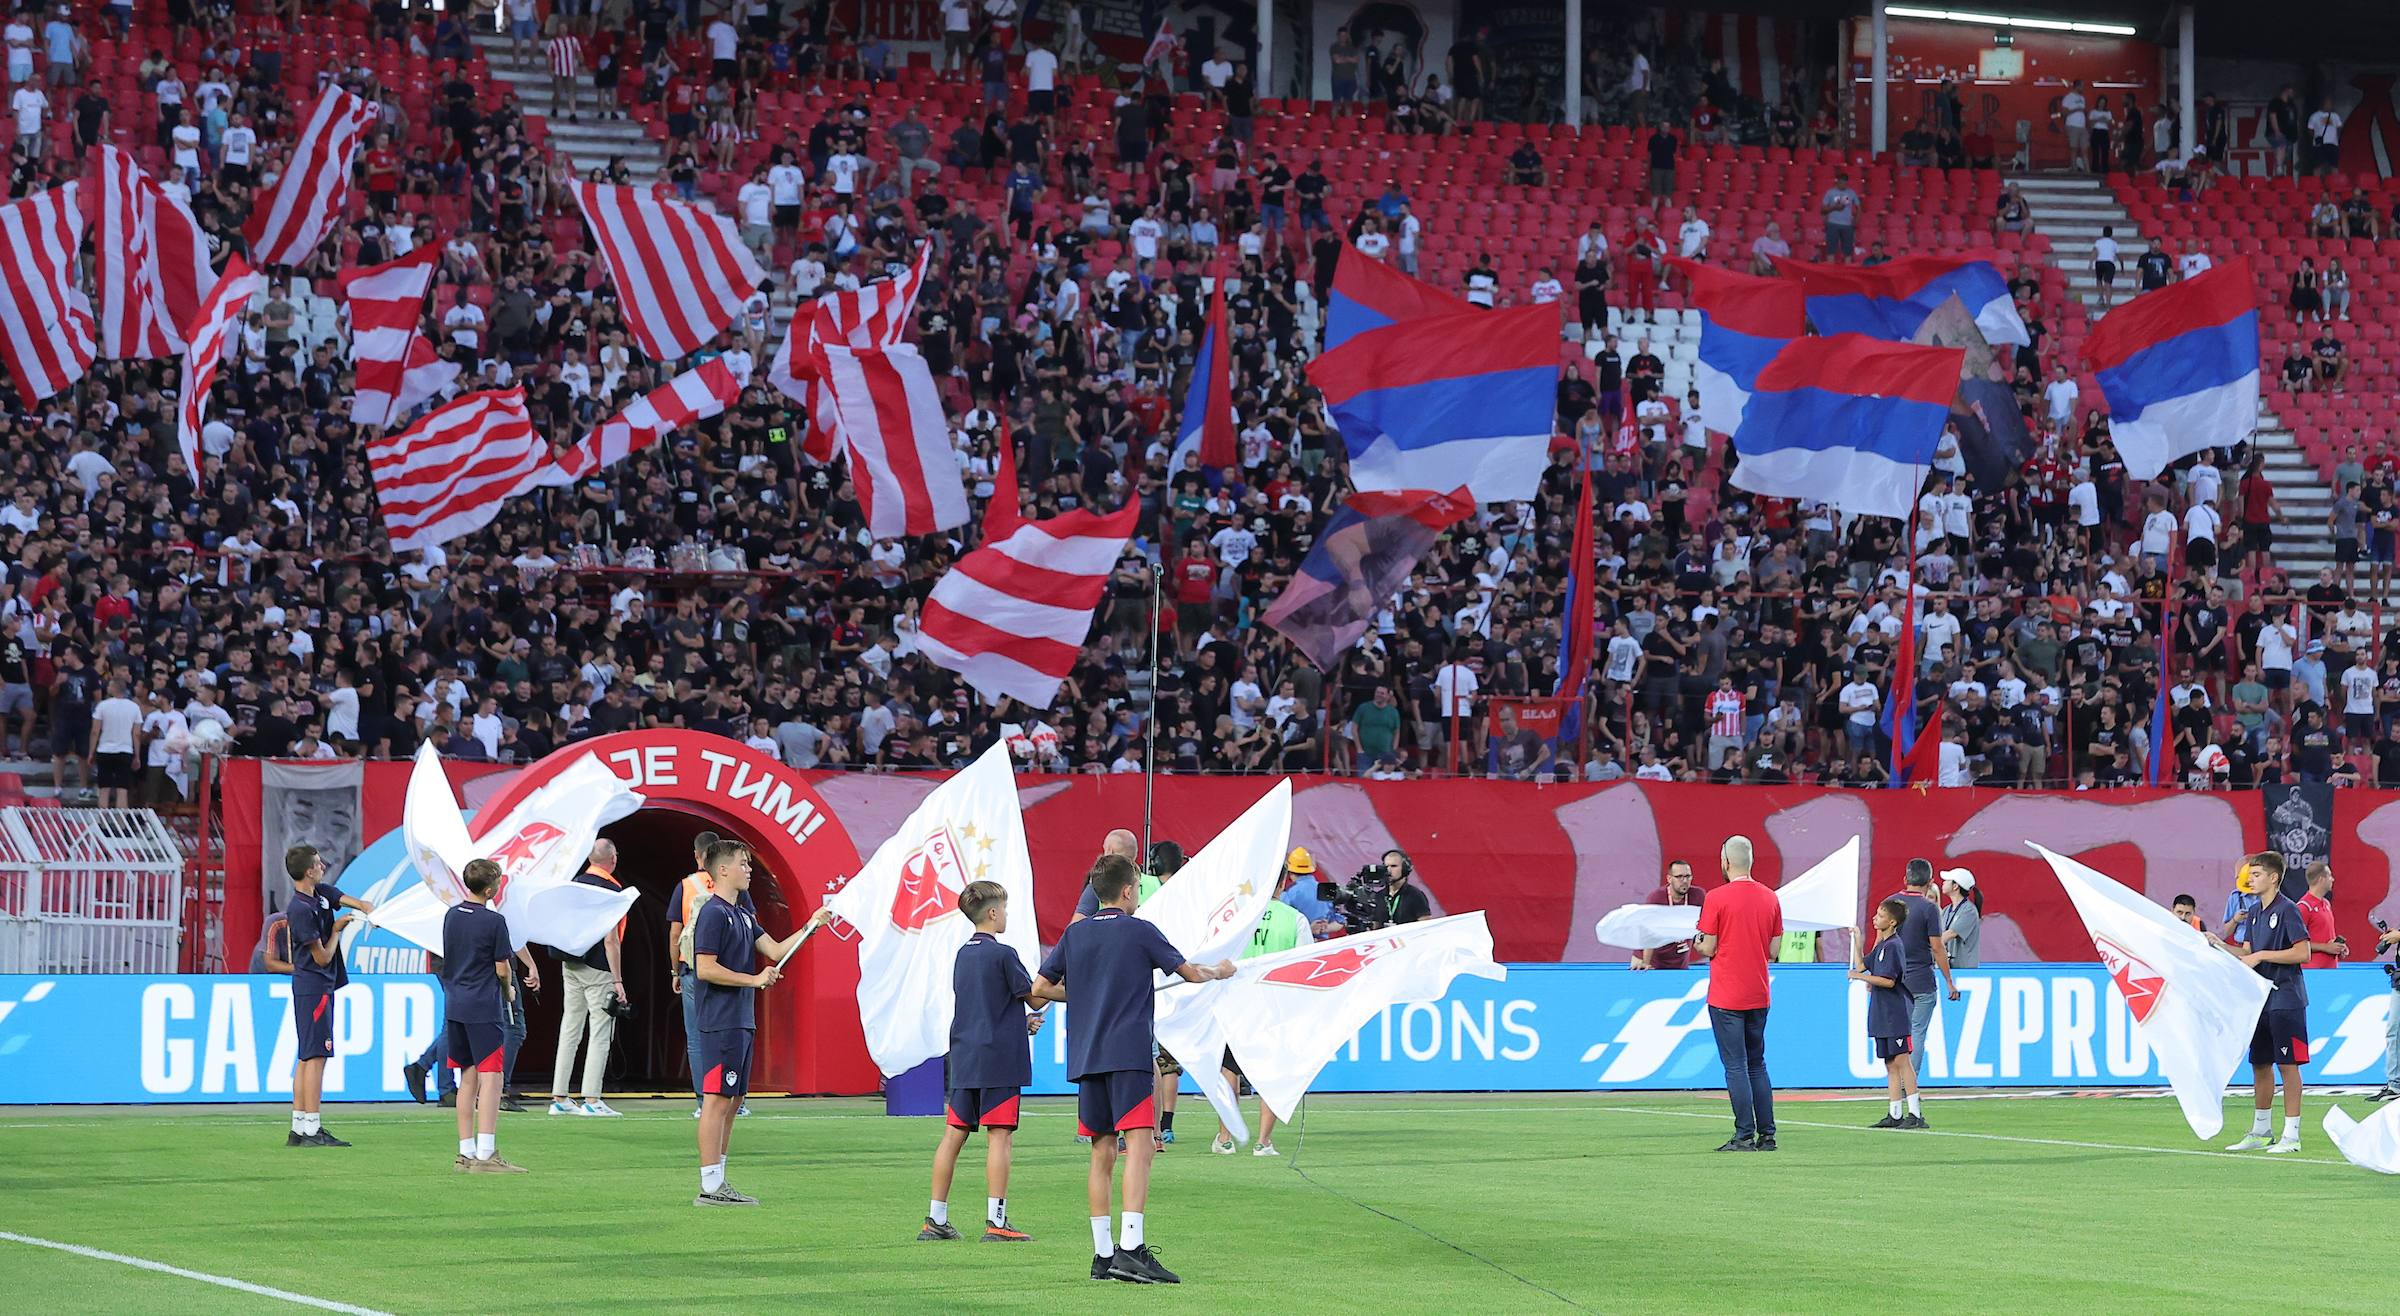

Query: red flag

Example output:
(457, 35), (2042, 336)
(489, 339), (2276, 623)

(1179, 259), (1237, 469)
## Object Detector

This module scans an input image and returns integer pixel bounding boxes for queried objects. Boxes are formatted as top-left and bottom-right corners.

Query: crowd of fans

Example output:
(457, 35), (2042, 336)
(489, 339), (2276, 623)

(0, 0), (2368, 801)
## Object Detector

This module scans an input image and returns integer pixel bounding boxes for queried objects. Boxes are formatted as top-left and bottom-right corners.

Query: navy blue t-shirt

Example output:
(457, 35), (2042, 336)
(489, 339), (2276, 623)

(1037, 907), (1187, 1081)
(949, 932), (1034, 1087)
(440, 900), (511, 1024)
(285, 883), (349, 996)
(2248, 893), (2309, 1011)
(693, 894), (762, 1032)
(1893, 891), (1943, 994)
(1863, 934), (1914, 1038)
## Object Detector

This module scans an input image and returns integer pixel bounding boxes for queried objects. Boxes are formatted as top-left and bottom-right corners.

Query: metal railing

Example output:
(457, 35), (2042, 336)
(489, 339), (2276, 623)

(0, 809), (187, 975)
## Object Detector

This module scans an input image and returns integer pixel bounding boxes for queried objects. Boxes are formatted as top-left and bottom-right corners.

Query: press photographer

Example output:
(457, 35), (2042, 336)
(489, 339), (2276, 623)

(1316, 849), (1432, 936)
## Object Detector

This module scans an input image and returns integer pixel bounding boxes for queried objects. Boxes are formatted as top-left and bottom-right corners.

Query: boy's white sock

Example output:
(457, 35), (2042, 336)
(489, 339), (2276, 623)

(2283, 1115), (2303, 1141)
(1090, 1216), (1113, 1257)
(929, 1199), (948, 1225)
(2250, 1108), (2273, 1136)
(293, 1112), (308, 1135)
(1121, 1211), (1145, 1249)
(301, 1112), (320, 1135)
(702, 1161), (726, 1192)
(988, 1197), (1005, 1227)
(475, 1133), (495, 1159)
(1889, 1099), (1903, 1118)
(1906, 1093), (1921, 1116)
(459, 1138), (475, 1157)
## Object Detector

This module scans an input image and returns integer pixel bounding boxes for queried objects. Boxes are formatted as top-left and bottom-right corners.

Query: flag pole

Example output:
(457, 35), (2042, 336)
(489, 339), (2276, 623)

(1144, 558), (1162, 856)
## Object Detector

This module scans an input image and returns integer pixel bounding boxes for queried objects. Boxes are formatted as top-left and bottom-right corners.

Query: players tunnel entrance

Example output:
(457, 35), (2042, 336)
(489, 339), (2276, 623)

(468, 731), (879, 1097)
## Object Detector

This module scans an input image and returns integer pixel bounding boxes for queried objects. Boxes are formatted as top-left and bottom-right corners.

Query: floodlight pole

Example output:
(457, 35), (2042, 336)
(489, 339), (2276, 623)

(1870, 0), (1889, 157)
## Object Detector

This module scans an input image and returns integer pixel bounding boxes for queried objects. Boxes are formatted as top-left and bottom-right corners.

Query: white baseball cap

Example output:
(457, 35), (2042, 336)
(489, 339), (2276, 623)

(1940, 868), (1976, 890)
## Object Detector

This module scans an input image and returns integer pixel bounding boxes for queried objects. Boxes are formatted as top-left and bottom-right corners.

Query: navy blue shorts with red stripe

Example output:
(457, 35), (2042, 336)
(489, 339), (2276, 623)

(294, 992), (335, 1060)
(1075, 1069), (1156, 1137)
(698, 1027), (753, 1099)
(946, 1085), (1022, 1131)
(445, 1020), (505, 1073)
(2249, 1008), (2310, 1067)
(1873, 1035), (1913, 1062)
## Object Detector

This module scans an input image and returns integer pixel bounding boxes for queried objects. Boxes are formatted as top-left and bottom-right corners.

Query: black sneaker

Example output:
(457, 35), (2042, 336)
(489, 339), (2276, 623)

(917, 1218), (964, 1241)
(2370, 1087), (2398, 1103)
(285, 1130), (308, 1147)
(1754, 1135), (1778, 1151)
(403, 1062), (428, 1104)
(1900, 1114), (1929, 1130)
(499, 1094), (529, 1114)
(306, 1129), (351, 1147)
(1714, 1135), (1757, 1151)
(1108, 1244), (1179, 1284)
(1089, 1253), (1115, 1281)
(439, 1092), (457, 1108)
(1871, 1114), (1904, 1129)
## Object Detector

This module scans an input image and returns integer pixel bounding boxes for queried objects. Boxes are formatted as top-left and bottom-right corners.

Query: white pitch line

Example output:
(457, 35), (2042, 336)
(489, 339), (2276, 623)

(1595, 1105), (2352, 1165)
(0, 1231), (399, 1315)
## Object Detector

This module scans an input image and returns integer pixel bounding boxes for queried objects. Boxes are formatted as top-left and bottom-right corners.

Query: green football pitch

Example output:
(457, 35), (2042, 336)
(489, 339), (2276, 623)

(4, 1090), (2396, 1316)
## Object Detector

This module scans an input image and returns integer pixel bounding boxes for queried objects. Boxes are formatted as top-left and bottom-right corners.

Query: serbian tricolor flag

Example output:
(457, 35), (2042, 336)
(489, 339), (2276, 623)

(1881, 592), (1943, 787)
(1778, 254), (2029, 348)
(1324, 244), (1473, 351)
(1668, 257), (1805, 436)
(1728, 334), (1962, 520)
(1308, 303), (1558, 503)
(1553, 465), (1597, 741)
(1263, 486), (1475, 670)
(2084, 257), (2260, 482)
(1173, 260), (1237, 470)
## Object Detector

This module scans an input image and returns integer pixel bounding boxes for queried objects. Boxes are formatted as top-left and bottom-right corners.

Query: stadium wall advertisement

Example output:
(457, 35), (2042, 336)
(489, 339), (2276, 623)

(4, 965), (2394, 1104)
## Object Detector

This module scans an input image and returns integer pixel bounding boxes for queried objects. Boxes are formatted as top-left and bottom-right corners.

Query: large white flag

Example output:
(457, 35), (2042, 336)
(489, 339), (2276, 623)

(1141, 781), (1293, 1143)
(376, 744), (642, 956)
(1162, 912), (1505, 1140)
(826, 741), (1036, 1077)
(2325, 1101), (2400, 1174)
(2034, 843), (2268, 1139)
(1594, 836), (1861, 949)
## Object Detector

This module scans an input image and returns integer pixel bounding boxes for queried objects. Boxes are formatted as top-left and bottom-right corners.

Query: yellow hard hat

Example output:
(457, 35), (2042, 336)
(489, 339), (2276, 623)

(1286, 846), (1316, 874)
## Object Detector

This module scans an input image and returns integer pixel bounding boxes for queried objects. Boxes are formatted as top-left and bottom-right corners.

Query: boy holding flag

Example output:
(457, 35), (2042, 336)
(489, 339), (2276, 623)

(443, 858), (524, 1172)
(1851, 897), (1927, 1129)
(921, 880), (1044, 1242)
(692, 840), (833, 1204)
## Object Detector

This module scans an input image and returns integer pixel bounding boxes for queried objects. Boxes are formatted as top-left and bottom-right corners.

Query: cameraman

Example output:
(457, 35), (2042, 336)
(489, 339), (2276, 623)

(1319, 850), (1431, 937)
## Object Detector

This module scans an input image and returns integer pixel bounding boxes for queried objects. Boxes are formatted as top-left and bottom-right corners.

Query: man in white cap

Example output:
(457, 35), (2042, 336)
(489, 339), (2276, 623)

(1939, 869), (1981, 971)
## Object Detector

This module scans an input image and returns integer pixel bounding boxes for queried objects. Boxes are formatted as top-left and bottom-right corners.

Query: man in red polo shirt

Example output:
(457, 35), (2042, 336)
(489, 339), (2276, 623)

(2297, 861), (2345, 969)
(1696, 835), (1781, 1152)
(1633, 859), (1706, 970)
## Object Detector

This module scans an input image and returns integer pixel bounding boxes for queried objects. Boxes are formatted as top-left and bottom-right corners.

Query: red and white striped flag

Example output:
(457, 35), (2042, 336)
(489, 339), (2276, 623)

(770, 247), (931, 461)
(338, 244), (460, 427)
(543, 358), (743, 483)
(919, 431), (1134, 708)
(819, 343), (969, 539)
(367, 388), (550, 552)
(244, 86), (379, 267)
(1143, 18), (1179, 67)
(570, 181), (764, 363)
(0, 184), (96, 406)
(89, 146), (214, 359)
(176, 257), (260, 477)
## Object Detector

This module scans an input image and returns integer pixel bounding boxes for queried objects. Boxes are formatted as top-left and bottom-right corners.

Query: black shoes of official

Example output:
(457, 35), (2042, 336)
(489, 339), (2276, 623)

(1107, 1244), (1179, 1284)
(498, 1094), (529, 1113)
(1754, 1135), (1778, 1150)
(403, 1063), (429, 1104)
(1715, 1135), (1757, 1151)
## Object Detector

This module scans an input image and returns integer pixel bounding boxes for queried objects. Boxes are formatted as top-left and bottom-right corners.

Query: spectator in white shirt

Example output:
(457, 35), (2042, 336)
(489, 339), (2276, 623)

(1676, 204), (1710, 258)
(2043, 365), (2079, 424)
(1529, 267), (1562, 303)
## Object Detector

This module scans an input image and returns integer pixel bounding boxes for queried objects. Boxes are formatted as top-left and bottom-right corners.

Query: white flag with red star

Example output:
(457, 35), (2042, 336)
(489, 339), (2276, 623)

(2035, 843), (2267, 1139)
(826, 740), (1035, 1077)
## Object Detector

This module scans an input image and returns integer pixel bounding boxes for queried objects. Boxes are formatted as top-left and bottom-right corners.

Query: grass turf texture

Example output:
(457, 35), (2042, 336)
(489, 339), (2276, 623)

(4, 1090), (2395, 1315)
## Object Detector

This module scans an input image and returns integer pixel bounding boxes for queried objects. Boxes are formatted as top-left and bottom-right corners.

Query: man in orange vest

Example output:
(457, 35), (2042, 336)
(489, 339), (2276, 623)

(669, 832), (751, 1117)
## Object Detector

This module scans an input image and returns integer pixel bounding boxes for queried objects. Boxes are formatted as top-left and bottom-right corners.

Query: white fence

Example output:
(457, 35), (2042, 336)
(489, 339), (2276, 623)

(0, 809), (186, 974)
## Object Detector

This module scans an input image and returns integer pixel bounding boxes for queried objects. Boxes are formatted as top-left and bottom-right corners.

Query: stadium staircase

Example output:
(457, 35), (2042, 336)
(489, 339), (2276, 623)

(471, 31), (665, 183)
(2023, 176), (2342, 594)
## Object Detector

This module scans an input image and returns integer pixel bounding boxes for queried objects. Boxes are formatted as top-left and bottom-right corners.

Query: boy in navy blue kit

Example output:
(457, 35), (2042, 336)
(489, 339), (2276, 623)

(282, 845), (373, 1148)
(1850, 898), (1926, 1130)
(692, 839), (832, 1205)
(1032, 853), (1235, 1284)
(443, 859), (525, 1172)
(921, 879), (1044, 1243)
(2227, 851), (2314, 1153)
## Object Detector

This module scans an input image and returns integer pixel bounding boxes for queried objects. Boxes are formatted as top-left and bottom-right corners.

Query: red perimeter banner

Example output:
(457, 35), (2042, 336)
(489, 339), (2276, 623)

(796, 776), (2390, 964)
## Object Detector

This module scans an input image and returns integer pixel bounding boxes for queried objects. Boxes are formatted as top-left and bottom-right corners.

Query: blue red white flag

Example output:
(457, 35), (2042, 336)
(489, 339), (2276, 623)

(2083, 258), (2260, 481)
(1172, 260), (1238, 470)
(1667, 257), (1805, 435)
(1729, 334), (1963, 520)
(1263, 487), (1476, 670)
(1324, 245), (1473, 351)
(1879, 586), (1942, 787)
(1778, 254), (2029, 348)
(1553, 465), (1597, 741)
(1307, 303), (1558, 503)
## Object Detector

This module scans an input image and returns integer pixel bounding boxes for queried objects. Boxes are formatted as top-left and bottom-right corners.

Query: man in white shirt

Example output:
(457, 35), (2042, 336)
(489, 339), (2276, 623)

(1839, 673), (1881, 755)
(220, 114), (256, 183)
(1228, 666), (1265, 731)
(766, 157), (807, 240)
(91, 678), (143, 810)
(1432, 651), (1481, 762)
(940, 0), (972, 69)
(2043, 365), (2079, 426)
(705, 17), (739, 74)
(2308, 98), (2343, 176)
(11, 82), (45, 158)
(2187, 450), (2222, 505)
(1747, 221), (1790, 276)
(788, 249), (826, 298)
(2138, 492), (2178, 568)
(1128, 205), (1163, 261)
(2176, 238), (2214, 281)
(2060, 81), (2088, 170)
(2184, 497), (2222, 573)
(442, 289), (485, 353)
(1396, 203), (1421, 275)
(1529, 267), (1562, 304)
(736, 167), (774, 264)
(1676, 204), (1710, 259)
(823, 149), (870, 199)
(1200, 50), (1233, 96)
(1209, 520), (1257, 570)
(1022, 38), (1059, 124)
(1353, 215), (1390, 260)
